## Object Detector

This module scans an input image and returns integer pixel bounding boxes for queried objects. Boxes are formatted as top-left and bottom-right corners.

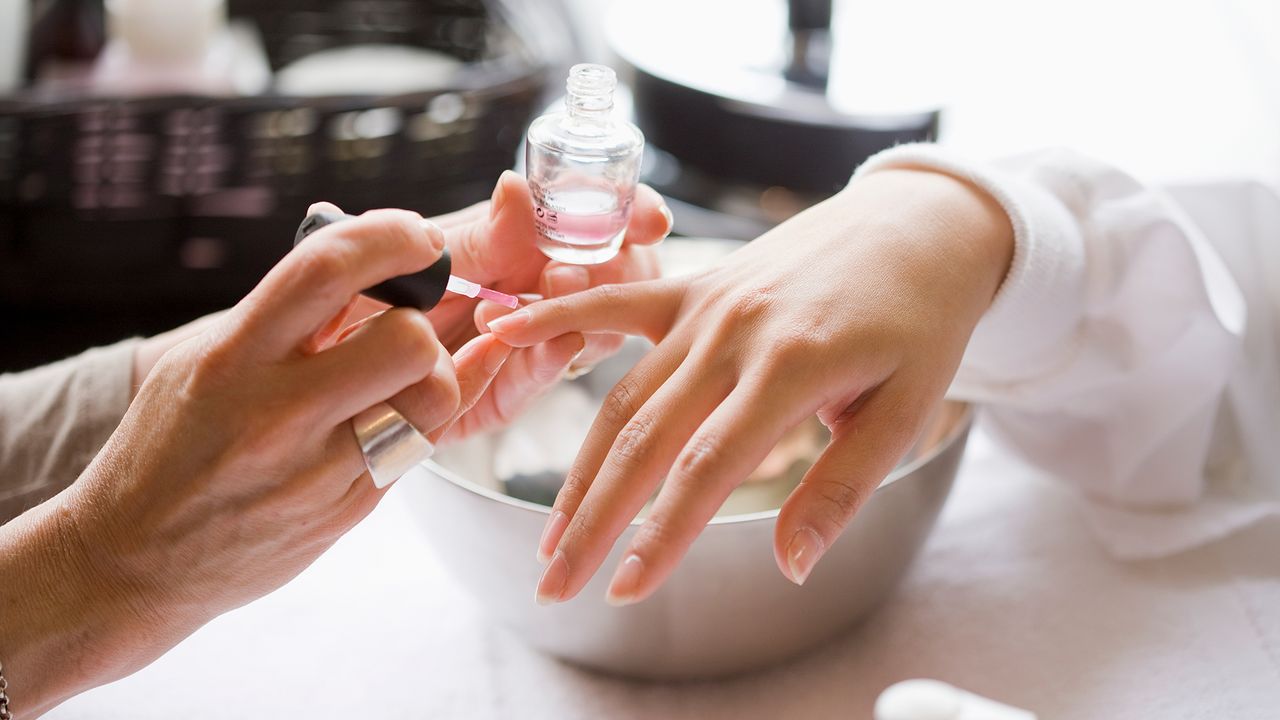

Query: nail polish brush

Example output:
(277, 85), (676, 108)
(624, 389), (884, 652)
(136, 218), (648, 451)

(294, 212), (520, 310)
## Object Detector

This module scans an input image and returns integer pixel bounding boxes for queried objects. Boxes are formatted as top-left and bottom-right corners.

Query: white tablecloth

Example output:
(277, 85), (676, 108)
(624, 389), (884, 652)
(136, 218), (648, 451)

(48, 431), (1280, 719)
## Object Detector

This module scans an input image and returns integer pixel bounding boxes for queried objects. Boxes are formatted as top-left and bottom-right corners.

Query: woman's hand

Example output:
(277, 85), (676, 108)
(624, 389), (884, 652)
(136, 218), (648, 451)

(0, 210), (508, 716)
(316, 171), (669, 441)
(488, 168), (1014, 606)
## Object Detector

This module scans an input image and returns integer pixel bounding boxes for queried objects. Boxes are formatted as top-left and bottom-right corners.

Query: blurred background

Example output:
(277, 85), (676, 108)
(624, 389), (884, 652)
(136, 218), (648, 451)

(0, 0), (1276, 372)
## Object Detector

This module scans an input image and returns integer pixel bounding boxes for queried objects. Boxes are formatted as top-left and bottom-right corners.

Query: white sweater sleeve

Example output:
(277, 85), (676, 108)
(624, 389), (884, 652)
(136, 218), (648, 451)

(855, 144), (1276, 559)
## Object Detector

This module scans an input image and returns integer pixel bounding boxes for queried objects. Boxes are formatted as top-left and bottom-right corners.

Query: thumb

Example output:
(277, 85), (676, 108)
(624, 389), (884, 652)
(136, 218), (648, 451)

(450, 170), (546, 285)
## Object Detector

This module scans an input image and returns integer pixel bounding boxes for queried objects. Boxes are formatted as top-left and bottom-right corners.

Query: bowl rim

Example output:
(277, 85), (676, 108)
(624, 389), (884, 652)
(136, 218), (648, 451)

(417, 402), (973, 526)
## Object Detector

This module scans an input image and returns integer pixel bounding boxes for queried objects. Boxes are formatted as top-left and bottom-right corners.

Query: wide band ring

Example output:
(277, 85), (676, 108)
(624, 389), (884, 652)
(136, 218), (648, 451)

(351, 402), (434, 489)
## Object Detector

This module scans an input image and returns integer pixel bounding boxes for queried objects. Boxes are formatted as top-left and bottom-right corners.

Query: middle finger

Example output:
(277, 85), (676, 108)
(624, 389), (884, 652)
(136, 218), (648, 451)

(536, 343), (726, 604)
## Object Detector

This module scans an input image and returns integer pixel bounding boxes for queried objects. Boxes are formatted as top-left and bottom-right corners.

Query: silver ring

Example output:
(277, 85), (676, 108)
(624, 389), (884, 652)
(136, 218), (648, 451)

(352, 402), (434, 489)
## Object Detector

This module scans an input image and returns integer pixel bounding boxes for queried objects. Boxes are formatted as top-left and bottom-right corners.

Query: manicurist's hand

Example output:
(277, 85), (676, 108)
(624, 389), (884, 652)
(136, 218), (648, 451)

(0, 211), (506, 717)
(488, 168), (1015, 606)
(314, 171), (669, 442)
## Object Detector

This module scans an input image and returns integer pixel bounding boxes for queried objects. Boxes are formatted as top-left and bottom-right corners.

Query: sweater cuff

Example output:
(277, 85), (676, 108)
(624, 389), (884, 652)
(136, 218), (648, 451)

(74, 339), (141, 447)
(854, 144), (1088, 387)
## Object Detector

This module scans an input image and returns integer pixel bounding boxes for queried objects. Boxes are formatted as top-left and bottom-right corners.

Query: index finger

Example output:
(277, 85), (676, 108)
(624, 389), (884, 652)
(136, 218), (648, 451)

(238, 209), (445, 356)
(486, 280), (681, 347)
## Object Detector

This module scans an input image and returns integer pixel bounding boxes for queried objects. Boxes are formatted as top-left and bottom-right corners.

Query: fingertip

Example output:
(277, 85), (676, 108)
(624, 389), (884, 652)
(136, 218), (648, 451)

(554, 331), (588, 359)
(492, 170), (530, 221)
(308, 201), (343, 217)
(627, 185), (671, 245)
(485, 307), (532, 337)
(605, 553), (647, 607)
(421, 217), (445, 253)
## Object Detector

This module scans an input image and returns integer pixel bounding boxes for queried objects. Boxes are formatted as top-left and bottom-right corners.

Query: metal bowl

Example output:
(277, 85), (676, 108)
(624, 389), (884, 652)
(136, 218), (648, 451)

(398, 240), (972, 679)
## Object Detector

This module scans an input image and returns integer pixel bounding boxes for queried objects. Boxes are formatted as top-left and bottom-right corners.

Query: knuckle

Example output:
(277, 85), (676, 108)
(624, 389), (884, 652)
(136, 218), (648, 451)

(591, 282), (628, 305)
(611, 412), (655, 462)
(599, 376), (643, 428)
(365, 209), (423, 247)
(557, 468), (592, 509)
(631, 516), (676, 554)
(384, 310), (440, 365)
(422, 370), (462, 416)
(726, 283), (782, 323)
(671, 432), (726, 483)
(292, 244), (351, 298)
(766, 329), (819, 365)
(810, 478), (868, 526)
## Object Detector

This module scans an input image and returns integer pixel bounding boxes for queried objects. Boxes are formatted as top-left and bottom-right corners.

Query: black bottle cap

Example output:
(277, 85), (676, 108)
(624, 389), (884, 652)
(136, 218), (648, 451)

(294, 212), (453, 311)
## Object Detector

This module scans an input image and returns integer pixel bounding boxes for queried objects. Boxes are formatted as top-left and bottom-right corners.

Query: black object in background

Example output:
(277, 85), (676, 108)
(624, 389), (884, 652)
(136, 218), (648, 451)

(0, 0), (553, 373)
(24, 0), (107, 83)
(610, 0), (939, 241)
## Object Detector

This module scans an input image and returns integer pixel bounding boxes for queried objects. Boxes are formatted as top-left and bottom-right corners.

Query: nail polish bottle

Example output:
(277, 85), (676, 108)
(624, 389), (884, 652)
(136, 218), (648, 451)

(526, 63), (645, 265)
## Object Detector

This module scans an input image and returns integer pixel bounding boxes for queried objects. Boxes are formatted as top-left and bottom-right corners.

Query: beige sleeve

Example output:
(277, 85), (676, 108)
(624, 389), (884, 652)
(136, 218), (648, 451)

(0, 340), (139, 524)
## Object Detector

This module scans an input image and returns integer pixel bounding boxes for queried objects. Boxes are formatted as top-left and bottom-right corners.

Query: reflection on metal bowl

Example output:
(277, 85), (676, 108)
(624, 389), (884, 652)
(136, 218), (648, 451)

(397, 239), (971, 679)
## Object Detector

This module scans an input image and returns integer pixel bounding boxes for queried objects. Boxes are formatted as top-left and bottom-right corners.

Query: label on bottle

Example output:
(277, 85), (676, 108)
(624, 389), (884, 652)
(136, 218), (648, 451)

(529, 179), (566, 242)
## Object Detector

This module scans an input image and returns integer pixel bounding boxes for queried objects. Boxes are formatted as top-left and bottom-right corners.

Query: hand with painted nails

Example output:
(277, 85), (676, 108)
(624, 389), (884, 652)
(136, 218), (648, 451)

(310, 172), (668, 443)
(488, 168), (1015, 605)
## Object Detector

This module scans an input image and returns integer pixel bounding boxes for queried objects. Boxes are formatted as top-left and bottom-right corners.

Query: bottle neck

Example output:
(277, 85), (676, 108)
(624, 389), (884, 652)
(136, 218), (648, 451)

(565, 91), (613, 125)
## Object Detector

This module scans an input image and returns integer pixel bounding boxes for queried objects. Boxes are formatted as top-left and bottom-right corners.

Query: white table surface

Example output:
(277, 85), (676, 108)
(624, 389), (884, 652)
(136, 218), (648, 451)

(48, 430), (1280, 719)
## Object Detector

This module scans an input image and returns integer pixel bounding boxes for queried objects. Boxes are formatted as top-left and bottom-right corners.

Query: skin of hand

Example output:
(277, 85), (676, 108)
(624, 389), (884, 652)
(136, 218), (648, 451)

(0, 210), (510, 716)
(132, 172), (669, 436)
(487, 168), (1015, 607)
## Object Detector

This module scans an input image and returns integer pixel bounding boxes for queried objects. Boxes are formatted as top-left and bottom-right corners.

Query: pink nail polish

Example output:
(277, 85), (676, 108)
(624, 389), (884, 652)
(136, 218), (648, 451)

(786, 527), (825, 586)
(536, 550), (569, 605)
(605, 554), (645, 607)
(487, 308), (531, 335)
(537, 510), (570, 563)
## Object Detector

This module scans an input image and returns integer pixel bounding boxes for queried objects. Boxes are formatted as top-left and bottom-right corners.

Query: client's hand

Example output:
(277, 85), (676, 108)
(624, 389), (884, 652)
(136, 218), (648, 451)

(0, 211), (500, 716)
(488, 169), (1014, 606)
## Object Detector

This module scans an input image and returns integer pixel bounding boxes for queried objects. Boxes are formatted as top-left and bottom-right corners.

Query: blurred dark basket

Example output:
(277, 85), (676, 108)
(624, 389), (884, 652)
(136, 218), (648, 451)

(0, 0), (549, 371)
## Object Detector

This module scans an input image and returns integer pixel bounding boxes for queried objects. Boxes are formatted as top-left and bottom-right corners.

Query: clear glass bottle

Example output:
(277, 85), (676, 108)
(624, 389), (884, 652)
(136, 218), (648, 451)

(526, 64), (645, 265)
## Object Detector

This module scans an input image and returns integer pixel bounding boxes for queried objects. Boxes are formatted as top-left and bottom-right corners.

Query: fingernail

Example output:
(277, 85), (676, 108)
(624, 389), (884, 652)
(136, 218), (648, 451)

(421, 218), (444, 252)
(483, 339), (511, 375)
(605, 554), (645, 607)
(535, 550), (569, 605)
(538, 510), (570, 563)
(491, 172), (515, 221)
(786, 527), (825, 586)
(486, 308), (531, 335)
(659, 204), (674, 238)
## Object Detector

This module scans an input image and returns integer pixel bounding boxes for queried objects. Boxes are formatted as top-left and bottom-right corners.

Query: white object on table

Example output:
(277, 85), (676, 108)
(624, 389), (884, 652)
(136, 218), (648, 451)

(0, 0), (28, 93)
(875, 680), (1035, 720)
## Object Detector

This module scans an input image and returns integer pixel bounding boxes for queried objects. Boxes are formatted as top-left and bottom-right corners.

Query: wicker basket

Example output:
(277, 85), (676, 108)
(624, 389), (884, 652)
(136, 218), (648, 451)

(0, 0), (550, 370)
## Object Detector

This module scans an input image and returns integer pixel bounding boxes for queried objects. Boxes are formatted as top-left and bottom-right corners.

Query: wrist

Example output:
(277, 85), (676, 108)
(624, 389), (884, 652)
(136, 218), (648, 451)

(839, 167), (1015, 311)
(0, 485), (172, 716)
